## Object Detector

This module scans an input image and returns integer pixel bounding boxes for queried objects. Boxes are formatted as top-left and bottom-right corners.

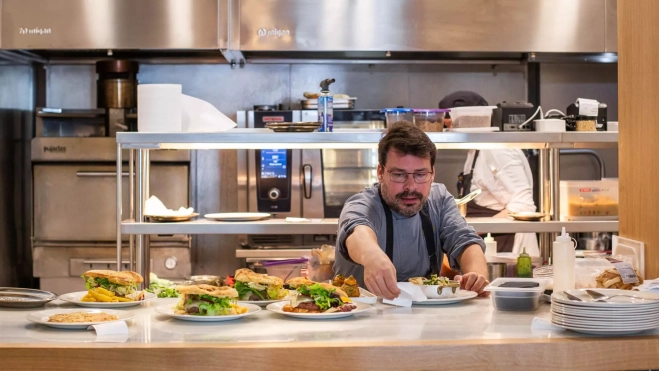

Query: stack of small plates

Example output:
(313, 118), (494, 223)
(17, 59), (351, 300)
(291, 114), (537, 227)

(551, 289), (659, 335)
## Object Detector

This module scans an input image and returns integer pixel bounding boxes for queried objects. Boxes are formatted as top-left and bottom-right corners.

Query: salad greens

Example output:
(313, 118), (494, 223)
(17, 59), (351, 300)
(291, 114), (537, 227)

(145, 273), (180, 298)
(297, 283), (341, 311)
(234, 280), (265, 300)
(82, 275), (135, 295)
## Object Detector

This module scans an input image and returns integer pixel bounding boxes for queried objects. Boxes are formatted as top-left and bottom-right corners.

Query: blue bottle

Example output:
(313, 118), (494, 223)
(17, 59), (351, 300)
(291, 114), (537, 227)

(318, 78), (335, 132)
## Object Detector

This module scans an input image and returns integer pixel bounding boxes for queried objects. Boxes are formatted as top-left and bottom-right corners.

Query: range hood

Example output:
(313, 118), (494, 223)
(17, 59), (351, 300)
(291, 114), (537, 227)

(0, 0), (223, 62)
(0, 0), (617, 64)
(228, 0), (618, 64)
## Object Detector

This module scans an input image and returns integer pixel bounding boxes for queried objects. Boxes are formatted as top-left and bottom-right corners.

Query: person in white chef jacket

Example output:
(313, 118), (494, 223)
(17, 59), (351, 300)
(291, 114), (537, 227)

(439, 91), (540, 256)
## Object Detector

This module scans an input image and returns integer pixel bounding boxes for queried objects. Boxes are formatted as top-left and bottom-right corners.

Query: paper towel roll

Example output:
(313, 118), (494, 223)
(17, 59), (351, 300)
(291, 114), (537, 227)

(138, 84), (182, 132)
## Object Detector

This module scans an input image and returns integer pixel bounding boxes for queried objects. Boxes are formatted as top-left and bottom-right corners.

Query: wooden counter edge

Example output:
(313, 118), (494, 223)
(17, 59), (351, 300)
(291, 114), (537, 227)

(2, 336), (659, 370)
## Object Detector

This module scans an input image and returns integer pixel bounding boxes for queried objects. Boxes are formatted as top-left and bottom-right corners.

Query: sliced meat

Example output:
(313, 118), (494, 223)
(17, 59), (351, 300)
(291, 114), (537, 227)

(186, 306), (200, 314)
(249, 293), (261, 301)
(337, 304), (356, 312)
(296, 302), (321, 312)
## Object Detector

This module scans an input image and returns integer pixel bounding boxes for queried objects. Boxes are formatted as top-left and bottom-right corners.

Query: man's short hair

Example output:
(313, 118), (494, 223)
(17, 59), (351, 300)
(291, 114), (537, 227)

(378, 121), (437, 168)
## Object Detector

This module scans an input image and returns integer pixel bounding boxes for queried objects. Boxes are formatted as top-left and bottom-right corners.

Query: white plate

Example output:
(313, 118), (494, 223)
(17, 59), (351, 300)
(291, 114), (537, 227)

(550, 321), (655, 336)
(26, 308), (135, 329)
(349, 288), (378, 305)
(552, 289), (659, 308)
(551, 311), (659, 327)
(59, 291), (157, 308)
(155, 303), (261, 322)
(412, 290), (478, 305)
(266, 301), (371, 319)
(204, 212), (271, 222)
(551, 302), (659, 316)
(238, 298), (291, 307)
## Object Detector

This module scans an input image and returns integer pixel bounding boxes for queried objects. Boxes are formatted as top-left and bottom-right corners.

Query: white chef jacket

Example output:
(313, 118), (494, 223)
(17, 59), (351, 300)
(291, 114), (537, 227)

(463, 149), (540, 256)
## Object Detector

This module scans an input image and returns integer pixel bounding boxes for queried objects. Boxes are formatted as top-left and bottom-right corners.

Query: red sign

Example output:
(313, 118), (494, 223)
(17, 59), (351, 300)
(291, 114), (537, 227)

(263, 116), (285, 122)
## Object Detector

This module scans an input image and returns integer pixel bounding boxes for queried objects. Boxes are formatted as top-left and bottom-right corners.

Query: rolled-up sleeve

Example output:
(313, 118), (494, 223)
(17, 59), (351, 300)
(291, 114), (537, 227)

(336, 194), (382, 264)
(437, 189), (486, 271)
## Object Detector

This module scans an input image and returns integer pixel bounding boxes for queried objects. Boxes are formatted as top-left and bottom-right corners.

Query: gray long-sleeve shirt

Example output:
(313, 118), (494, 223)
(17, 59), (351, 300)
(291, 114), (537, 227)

(334, 183), (486, 287)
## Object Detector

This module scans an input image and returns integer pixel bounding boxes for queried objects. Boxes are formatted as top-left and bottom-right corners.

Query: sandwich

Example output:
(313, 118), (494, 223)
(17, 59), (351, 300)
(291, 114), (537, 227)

(284, 277), (356, 313)
(175, 284), (247, 316)
(233, 268), (288, 301)
(82, 270), (145, 301)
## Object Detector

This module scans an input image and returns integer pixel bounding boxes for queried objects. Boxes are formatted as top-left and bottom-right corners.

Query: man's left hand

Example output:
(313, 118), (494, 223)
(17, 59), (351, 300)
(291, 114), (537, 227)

(455, 272), (490, 297)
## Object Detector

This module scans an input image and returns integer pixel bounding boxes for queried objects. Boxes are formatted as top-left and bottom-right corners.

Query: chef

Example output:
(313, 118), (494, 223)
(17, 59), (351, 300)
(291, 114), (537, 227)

(334, 121), (489, 300)
(439, 91), (540, 256)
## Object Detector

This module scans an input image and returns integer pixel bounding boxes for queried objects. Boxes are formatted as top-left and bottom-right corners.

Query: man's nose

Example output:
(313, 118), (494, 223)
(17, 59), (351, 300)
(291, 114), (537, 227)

(404, 174), (417, 191)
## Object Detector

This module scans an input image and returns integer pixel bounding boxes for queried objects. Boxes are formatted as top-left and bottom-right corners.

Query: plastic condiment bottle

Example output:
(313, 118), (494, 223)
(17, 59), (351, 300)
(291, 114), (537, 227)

(317, 78), (335, 132)
(552, 227), (575, 293)
(484, 233), (497, 256)
(517, 247), (532, 278)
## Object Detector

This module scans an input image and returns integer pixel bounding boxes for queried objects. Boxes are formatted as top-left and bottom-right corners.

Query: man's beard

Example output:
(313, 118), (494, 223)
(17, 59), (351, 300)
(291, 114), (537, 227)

(381, 182), (427, 217)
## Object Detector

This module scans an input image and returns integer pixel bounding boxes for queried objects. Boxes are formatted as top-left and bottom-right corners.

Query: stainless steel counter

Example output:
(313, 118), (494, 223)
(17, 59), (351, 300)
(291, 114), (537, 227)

(121, 217), (618, 235)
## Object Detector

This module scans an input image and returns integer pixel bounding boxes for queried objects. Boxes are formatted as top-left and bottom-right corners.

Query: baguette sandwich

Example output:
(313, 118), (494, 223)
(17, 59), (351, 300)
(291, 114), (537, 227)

(175, 284), (247, 316)
(233, 268), (288, 301)
(82, 270), (145, 301)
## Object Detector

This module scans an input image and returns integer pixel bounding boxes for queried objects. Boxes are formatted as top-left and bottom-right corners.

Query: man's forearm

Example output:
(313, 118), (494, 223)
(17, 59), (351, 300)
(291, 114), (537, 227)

(345, 225), (384, 265)
(457, 244), (488, 277)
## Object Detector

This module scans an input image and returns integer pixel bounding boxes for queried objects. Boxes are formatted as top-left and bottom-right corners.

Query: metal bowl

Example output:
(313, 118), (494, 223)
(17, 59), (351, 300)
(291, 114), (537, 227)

(0, 287), (58, 308)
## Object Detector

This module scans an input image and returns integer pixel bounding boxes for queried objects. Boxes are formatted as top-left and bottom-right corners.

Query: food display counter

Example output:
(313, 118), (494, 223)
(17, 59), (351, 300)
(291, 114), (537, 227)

(1, 297), (658, 370)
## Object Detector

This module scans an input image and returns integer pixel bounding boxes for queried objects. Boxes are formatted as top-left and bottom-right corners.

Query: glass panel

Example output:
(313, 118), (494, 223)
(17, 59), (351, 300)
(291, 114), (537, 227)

(322, 148), (379, 217)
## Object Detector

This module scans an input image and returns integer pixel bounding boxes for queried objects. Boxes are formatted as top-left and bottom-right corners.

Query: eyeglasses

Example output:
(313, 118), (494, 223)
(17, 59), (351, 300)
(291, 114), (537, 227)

(385, 167), (433, 184)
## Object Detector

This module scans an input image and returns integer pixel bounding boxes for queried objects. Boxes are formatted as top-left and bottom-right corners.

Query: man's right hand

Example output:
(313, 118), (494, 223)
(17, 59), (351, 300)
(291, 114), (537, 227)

(363, 253), (401, 300)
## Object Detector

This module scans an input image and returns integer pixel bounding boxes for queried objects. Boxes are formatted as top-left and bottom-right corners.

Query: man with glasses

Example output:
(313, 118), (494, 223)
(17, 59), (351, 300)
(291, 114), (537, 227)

(334, 121), (489, 300)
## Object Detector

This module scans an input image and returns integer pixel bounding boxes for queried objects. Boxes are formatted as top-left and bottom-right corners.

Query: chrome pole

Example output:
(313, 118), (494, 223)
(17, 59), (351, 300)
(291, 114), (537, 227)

(143, 149), (151, 288)
(136, 149), (144, 285)
(116, 143), (123, 271)
(129, 149), (135, 272)
(538, 149), (551, 264)
(550, 148), (561, 221)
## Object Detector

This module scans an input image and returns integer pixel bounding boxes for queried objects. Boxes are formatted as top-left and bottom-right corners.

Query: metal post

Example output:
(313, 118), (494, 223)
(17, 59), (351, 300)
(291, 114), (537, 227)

(129, 149), (135, 272)
(136, 149), (144, 286)
(143, 149), (151, 288)
(538, 149), (551, 264)
(116, 144), (123, 271)
(550, 148), (561, 221)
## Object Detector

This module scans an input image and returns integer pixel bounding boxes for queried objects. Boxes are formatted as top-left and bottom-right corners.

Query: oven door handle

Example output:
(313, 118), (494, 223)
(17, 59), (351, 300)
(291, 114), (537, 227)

(302, 164), (312, 199)
(82, 260), (130, 264)
(76, 171), (131, 178)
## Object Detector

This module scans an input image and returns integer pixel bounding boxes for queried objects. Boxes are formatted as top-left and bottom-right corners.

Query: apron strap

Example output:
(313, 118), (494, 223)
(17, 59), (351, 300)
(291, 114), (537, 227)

(378, 186), (439, 276)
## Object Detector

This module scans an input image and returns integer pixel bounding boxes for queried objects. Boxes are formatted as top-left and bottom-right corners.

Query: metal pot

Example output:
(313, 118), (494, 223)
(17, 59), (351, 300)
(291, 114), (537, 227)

(487, 263), (507, 281)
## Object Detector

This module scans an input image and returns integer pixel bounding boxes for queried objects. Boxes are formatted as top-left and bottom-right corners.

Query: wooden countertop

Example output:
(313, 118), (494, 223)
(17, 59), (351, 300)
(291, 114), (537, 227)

(1, 297), (658, 371)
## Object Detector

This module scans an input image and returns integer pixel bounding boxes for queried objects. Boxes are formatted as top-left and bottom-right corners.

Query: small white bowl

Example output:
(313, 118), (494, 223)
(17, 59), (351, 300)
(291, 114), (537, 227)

(420, 284), (461, 299)
(534, 119), (566, 132)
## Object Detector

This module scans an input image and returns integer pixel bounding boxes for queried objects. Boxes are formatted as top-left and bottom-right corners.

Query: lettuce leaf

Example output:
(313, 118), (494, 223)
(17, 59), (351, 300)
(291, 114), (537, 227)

(297, 283), (341, 311)
(234, 280), (265, 300)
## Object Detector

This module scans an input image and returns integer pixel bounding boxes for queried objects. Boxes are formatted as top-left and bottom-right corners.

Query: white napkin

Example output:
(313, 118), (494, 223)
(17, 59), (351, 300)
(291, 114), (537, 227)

(144, 195), (194, 216)
(181, 94), (236, 132)
(285, 217), (311, 223)
(382, 282), (427, 307)
(88, 321), (129, 343)
(634, 279), (659, 293)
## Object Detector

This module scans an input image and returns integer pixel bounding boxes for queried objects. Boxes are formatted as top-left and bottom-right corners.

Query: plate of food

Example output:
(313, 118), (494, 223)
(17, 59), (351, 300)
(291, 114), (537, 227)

(59, 270), (155, 308)
(156, 284), (261, 322)
(26, 308), (135, 329)
(233, 268), (290, 306)
(331, 274), (377, 304)
(409, 275), (461, 299)
(266, 278), (371, 319)
(411, 290), (478, 305)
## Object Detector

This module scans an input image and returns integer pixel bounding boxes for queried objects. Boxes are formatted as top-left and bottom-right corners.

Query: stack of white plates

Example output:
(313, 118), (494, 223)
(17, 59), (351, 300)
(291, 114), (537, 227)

(551, 289), (659, 335)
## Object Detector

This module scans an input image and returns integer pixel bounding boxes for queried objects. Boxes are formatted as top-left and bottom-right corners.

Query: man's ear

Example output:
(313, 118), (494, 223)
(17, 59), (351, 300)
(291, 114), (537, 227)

(377, 164), (384, 182)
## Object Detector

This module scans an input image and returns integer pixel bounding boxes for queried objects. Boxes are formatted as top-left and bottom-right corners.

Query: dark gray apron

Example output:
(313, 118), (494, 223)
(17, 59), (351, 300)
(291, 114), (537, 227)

(377, 187), (439, 277)
(458, 150), (515, 253)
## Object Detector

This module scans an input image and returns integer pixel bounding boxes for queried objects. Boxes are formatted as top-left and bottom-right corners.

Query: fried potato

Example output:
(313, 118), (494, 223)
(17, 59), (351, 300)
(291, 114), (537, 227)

(94, 287), (115, 297)
(115, 297), (133, 302)
(81, 295), (97, 302)
(88, 289), (114, 302)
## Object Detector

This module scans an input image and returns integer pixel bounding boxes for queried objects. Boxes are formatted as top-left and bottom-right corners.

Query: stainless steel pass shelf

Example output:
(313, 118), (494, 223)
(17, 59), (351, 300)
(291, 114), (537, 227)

(116, 130), (618, 150)
(122, 217), (618, 235)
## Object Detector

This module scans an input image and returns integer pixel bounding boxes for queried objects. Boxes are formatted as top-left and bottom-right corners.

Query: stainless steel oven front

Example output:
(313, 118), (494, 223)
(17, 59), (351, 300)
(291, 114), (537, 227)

(236, 109), (385, 254)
